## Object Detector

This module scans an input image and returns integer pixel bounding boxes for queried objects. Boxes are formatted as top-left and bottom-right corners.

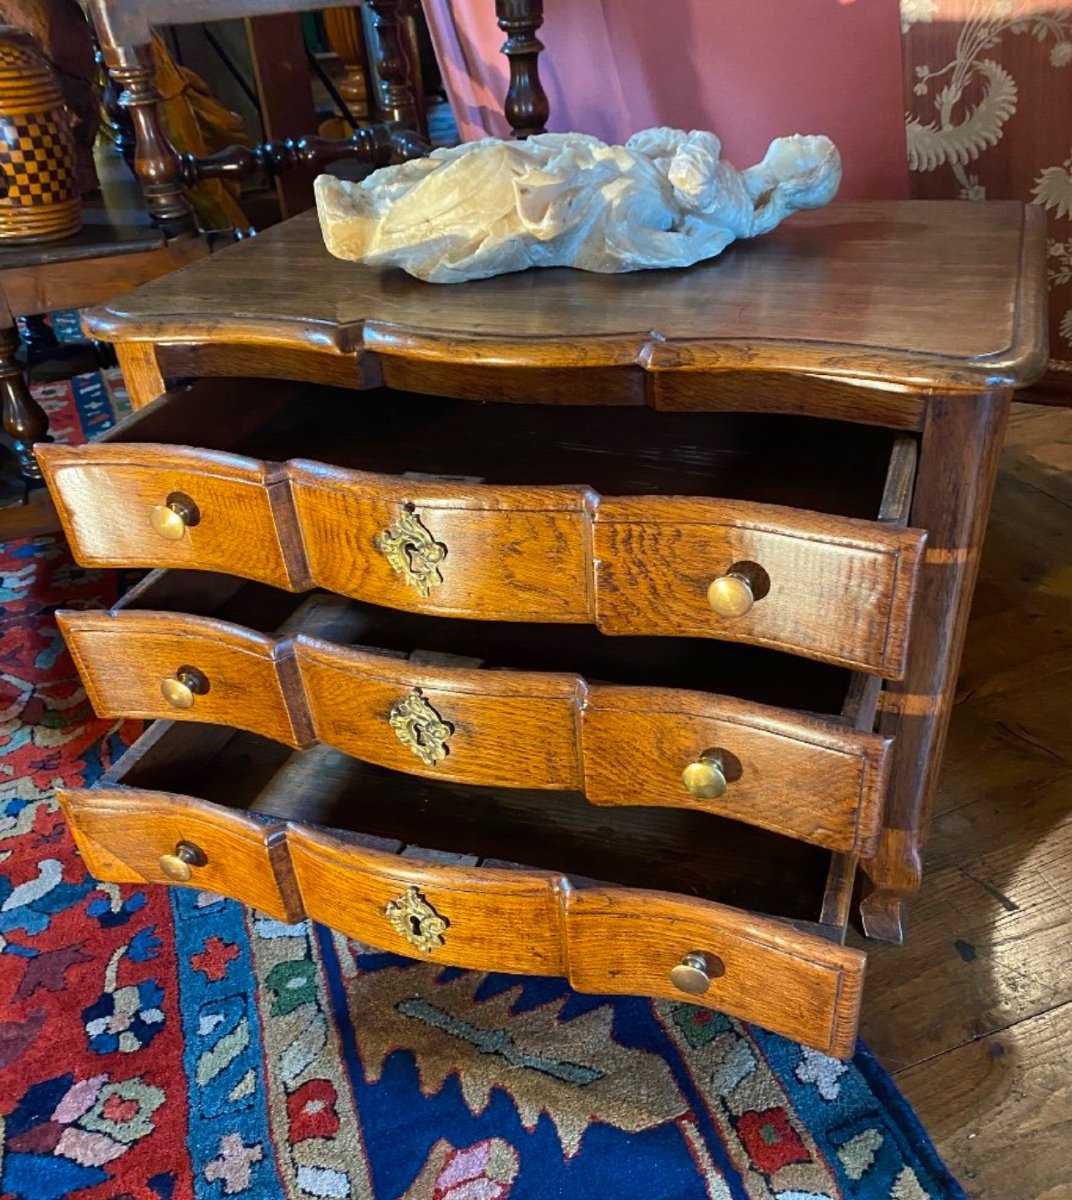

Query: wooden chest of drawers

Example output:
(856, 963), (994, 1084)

(39, 201), (1047, 1059)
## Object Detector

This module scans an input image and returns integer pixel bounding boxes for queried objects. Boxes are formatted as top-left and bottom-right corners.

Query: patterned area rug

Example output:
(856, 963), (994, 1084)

(0, 360), (968, 1200)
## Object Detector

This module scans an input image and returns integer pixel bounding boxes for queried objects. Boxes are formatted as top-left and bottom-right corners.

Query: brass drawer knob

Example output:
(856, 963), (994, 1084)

(670, 950), (724, 995)
(160, 665), (210, 710)
(707, 562), (768, 618)
(150, 492), (200, 541)
(682, 750), (727, 799)
(158, 840), (206, 882)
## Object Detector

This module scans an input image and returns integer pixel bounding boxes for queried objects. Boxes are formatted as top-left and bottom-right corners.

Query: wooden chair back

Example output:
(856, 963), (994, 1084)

(86, 0), (550, 238)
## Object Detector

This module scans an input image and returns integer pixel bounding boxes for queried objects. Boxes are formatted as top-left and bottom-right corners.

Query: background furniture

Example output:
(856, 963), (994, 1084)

(0, 147), (205, 534)
(0, 0), (443, 533)
(86, 0), (432, 241)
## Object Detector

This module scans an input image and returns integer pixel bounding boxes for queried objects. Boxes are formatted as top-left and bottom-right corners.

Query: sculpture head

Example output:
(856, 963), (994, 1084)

(745, 134), (842, 234)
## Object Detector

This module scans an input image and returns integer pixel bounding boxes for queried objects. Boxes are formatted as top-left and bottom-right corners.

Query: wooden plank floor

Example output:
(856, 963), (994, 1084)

(857, 404), (1072, 1200)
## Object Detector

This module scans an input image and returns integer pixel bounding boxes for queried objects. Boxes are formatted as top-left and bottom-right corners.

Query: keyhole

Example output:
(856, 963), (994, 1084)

(409, 915), (423, 937)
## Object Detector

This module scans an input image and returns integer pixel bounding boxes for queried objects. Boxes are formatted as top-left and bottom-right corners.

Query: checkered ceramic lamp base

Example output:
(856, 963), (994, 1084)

(0, 29), (81, 243)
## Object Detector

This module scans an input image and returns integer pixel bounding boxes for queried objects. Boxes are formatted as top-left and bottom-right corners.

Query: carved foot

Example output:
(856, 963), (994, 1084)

(859, 888), (907, 944)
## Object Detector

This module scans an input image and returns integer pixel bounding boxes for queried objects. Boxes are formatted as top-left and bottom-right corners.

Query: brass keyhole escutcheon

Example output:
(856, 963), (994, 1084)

(150, 491), (200, 541)
(389, 688), (453, 766)
(682, 750), (728, 799)
(385, 885), (449, 953)
(670, 950), (725, 996)
(707, 561), (769, 618)
(376, 505), (447, 597)
(158, 839), (206, 882)
(160, 665), (210, 711)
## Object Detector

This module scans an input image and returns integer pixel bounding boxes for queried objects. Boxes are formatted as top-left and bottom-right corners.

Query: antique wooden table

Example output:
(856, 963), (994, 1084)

(37, 200), (1047, 1057)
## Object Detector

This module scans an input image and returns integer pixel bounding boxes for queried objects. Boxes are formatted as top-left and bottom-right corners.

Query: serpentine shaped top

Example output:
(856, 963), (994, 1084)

(314, 127), (842, 283)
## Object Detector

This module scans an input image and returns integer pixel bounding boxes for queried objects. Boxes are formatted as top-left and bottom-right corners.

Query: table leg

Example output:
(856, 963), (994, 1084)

(0, 316), (49, 483)
(860, 391), (1010, 942)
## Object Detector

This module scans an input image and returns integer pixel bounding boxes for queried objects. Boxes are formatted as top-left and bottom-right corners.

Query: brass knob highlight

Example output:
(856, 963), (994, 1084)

(682, 750), (727, 799)
(150, 492), (200, 541)
(707, 571), (755, 618)
(158, 840), (205, 882)
(670, 951), (724, 995)
(160, 666), (209, 710)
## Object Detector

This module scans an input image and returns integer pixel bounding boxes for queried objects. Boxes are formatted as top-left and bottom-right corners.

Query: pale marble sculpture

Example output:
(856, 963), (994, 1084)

(314, 127), (841, 283)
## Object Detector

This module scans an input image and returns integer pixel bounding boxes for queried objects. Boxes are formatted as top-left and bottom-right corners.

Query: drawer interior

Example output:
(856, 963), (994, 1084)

(116, 570), (860, 718)
(113, 379), (913, 518)
(108, 719), (840, 931)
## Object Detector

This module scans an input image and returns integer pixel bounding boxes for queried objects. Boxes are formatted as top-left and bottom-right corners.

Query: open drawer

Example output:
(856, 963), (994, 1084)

(59, 569), (891, 857)
(59, 718), (866, 1058)
(39, 378), (924, 675)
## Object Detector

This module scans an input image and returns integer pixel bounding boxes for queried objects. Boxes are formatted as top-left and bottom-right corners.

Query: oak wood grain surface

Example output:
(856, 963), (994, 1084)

(57, 608), (312, 747)
(81, 203), (1048, 395)
(564, 888), (864, 1060)
(593, 495), (925, 675)
(37, 443), (300, 587)
(61, 729), (865, 1056)
(296, 636), (889, 853)
(290, 826), (865, 1058)
(288, 825), (569, 976)
(581, 688), (889, 855)
(290, 463), (597, 623)
(55, 582), (890, 854)
(861, 393), (1010, 940)
(58, 788), (300, 922)
(295, 636), (586, 791)
(39, 391), (924, 672)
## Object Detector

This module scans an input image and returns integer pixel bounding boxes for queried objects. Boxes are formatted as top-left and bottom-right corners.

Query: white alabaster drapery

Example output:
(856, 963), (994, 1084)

(315, 128), (842, 282)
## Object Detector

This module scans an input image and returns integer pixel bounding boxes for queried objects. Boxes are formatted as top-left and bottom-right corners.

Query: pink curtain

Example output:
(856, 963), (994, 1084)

(421, 0), (909, 201)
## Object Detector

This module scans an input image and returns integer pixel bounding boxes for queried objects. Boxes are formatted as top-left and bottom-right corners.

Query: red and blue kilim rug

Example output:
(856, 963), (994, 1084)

(0, 351), (968, 1199)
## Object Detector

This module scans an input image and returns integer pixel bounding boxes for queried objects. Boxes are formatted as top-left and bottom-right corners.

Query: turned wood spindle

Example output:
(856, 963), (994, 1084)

(101, 43), (197, 239)
(364, 0), (419, 130)
(496, 0), (549, 139)
(322, 6), (369, 111)
(0, 322), (49, 482)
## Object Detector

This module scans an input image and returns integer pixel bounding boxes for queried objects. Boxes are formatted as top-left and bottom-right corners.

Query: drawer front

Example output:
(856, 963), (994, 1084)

(565, 889), (864, 1060)
(58, 777), (864, 1056)
(295, 636), (584, 789)
(583, 688), (889, 855)
(290, 463), (593, 622)
(594, 497), (926, 676)
(38, 443), (296, 588)
(58, 610), (310, 748)
(57, 787), (300, 922)
(42, 442), (921, 672)
(297, 642), (885, 854)
(288, 826), (566, 975)
(286, 828), (864, 1058)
